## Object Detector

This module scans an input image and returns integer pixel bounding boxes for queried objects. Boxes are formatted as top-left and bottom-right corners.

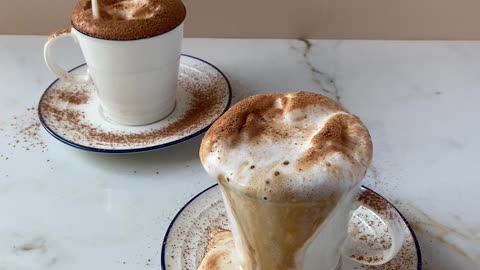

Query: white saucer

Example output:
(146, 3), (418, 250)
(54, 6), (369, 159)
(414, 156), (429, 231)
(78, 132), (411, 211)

(161, 185), (421, 270)
(38, 55), (231, 153)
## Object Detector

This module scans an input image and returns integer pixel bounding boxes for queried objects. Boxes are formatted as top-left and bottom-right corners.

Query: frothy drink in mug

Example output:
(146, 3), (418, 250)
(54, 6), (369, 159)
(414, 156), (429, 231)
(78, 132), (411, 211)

(70, 0), (185, 40)
(200, 92), (402, 270)
(44, 0), (186, 125)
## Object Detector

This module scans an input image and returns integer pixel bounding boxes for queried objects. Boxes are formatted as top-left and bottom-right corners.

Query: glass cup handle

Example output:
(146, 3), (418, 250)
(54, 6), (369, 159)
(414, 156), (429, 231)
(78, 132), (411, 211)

(44, 28), (90, 84)
(341, 188), (405, 266)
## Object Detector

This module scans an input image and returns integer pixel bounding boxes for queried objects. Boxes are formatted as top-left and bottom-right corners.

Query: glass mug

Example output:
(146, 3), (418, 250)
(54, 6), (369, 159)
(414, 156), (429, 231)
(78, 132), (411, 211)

(219, 180), (405, 270)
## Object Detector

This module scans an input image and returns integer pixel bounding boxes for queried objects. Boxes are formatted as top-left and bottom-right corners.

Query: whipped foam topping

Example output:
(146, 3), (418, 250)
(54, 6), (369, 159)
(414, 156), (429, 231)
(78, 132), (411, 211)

(200, 92), (373, 202)
(101, 0), (160, 20)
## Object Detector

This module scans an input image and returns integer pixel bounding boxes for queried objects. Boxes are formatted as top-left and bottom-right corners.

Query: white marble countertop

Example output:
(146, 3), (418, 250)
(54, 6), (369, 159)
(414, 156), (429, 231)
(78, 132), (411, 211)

(0, 36), (479, 270)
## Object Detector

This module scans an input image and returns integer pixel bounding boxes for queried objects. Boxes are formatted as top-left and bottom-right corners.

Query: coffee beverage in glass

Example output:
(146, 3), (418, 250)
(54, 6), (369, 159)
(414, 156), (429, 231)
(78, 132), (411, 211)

(200, 92), (404, 270)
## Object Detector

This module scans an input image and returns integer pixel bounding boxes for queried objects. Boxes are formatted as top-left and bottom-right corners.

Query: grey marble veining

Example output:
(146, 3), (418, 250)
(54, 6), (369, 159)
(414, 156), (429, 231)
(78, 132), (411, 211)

(290, 38), (342, 104)
(1, 36), (479, 269)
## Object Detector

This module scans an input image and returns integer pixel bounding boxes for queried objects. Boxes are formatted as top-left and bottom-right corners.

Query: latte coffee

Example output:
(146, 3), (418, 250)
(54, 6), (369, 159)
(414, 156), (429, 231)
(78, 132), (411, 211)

(199, 92), (373, 270)
(71, 0), (186, 40)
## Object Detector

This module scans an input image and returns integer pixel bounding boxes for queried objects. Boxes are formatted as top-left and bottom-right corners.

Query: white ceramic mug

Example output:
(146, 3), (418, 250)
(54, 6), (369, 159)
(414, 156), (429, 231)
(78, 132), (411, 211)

(44, 23), (184, 126)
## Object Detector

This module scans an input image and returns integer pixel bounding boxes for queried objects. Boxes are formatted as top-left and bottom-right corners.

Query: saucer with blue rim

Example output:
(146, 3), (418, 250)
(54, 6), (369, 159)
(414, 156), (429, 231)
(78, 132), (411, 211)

(161, 184), (422, 270)
(38, 55), (232, 153)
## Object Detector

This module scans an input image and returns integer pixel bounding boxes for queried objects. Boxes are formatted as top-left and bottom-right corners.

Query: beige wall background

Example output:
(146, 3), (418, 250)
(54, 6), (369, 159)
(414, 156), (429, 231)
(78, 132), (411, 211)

(2, 0), (480, 39)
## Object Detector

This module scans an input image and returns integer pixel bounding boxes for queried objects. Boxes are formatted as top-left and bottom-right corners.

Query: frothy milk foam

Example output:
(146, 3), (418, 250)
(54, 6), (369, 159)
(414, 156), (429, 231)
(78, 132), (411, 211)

(199, 92), (373, 270)
(100, 0), (160, 20)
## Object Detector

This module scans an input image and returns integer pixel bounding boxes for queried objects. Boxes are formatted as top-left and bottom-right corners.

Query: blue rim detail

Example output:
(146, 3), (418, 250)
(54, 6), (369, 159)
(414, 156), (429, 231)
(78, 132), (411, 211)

(38, 54), (232, 154)
(160, 184), (422, 270)
(160, 184), (218, 269)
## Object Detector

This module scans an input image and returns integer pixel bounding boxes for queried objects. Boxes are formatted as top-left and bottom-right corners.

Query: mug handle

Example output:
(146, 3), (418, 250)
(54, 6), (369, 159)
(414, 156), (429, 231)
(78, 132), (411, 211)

(341, 187), (405, 266)
(44, 28), (90, 83)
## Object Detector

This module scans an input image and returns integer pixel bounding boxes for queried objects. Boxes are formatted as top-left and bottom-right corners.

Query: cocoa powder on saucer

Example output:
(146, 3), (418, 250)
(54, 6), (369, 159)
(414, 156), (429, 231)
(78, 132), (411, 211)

(40, 75), (227, 146)
(57, 89), (89, 105)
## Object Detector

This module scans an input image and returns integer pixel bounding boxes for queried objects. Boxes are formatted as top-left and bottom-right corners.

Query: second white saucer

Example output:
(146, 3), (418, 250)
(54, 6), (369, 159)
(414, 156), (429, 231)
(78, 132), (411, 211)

(161, 185), (421, 270)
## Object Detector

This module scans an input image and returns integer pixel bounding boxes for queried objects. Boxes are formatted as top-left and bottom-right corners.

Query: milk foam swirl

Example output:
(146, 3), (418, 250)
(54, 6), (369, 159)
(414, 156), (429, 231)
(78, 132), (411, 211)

(200, 92), (373, 202)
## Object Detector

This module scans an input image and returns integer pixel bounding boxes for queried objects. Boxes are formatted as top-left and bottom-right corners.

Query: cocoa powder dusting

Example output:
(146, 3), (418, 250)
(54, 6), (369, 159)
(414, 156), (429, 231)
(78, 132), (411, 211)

(200, 91), (372, 173)
(358, 190), (392, 214)
(57, 89), (89, 105)
(201, 92), (342, 151)
(359, 238), (418, 270)
(349, 193), (418, 269)
(296, 113), (373, 172)
(40, 74), (227, 147)
(71, 0), (186, 40)
(3, 107), (47, 153)
(48, 27), (71, 41)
